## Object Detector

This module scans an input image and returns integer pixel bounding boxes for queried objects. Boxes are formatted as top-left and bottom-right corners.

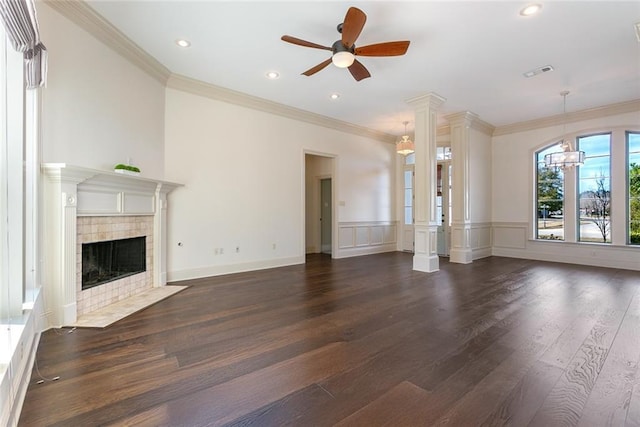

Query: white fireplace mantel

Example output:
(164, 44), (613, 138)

(41, 163), (183, 327)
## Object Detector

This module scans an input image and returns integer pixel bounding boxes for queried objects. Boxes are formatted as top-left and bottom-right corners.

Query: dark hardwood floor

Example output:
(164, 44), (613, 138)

(19, 253), (640, 426)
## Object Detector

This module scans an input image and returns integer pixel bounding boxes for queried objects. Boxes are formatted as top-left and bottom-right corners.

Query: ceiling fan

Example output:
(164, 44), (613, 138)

(281, 7), (410, 82)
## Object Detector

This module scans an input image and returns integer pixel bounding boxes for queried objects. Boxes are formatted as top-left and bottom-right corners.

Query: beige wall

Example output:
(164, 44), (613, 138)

(163, 89), (396, 280)
(491, 108), (640, 270)
(38, 3), (166, 179)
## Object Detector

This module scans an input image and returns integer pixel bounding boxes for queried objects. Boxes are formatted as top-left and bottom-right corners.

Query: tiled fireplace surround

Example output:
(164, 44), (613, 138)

(76, 216), (154, 316)
(43, 164), (181, 327)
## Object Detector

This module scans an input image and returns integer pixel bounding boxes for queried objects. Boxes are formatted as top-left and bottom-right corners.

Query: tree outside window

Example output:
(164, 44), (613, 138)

(578, 134), (611, 243)
(629, 132), (640, 244)
(536, 144), (564, 240)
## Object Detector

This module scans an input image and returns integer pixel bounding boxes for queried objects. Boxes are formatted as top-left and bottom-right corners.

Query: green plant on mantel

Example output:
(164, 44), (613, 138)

(114, 163), (140, 173)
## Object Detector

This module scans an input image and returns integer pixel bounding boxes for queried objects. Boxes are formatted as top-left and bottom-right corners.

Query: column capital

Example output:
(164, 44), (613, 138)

(445, 111), (495, 136)
(445, 111), (479, 127)
(406, 92), (446, 110)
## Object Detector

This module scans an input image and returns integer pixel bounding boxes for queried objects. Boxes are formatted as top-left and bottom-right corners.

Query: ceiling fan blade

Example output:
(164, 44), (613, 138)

(281, 35), (332, 51)
(302, 58), (333, 76)
(341, 7), (366, 48)
(348, 59), (371, 82)
(355, 41), (410, 57)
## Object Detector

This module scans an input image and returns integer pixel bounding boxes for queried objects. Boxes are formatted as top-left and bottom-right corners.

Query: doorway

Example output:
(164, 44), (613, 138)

(320, 178), (332, 254)
(304, 153), (334, 256)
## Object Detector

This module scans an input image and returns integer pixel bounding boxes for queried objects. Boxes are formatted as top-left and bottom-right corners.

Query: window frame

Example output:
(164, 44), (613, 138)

(627, 131), (640, 245)
(534, 142), (566, 241)
(576, 132), (612, 244)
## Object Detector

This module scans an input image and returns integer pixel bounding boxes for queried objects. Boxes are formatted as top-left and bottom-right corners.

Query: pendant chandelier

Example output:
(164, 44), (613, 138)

(544, 91), (585, 169)
(396, 121), (414, 156)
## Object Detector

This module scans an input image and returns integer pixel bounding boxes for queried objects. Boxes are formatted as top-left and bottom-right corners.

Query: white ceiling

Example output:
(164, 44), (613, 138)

(85, 1), (640, 136)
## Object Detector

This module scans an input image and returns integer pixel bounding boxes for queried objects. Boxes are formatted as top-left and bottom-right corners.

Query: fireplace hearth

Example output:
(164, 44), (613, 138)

(82, 236), (146, 290)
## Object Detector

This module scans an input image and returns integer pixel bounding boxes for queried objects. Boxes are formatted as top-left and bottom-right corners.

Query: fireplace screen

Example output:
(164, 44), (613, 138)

(82, 236), (146, 290)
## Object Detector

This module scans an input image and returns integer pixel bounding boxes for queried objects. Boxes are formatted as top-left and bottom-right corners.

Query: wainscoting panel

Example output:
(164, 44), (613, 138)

(492, 222), (528, 249)
(491, 221), (640, 271)
(471, 222), (492, 260)
(355, 227), (369, 247)
(336, 222), (397, 258)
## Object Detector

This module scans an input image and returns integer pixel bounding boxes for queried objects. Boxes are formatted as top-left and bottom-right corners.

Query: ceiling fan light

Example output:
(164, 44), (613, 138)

(332, 51), (355, 68)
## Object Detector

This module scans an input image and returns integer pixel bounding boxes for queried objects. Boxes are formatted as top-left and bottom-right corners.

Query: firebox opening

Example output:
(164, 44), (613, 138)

(82, 236), (146, 290)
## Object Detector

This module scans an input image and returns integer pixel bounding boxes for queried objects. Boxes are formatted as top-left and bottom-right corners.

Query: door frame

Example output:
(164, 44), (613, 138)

(303, 151), (337, 259)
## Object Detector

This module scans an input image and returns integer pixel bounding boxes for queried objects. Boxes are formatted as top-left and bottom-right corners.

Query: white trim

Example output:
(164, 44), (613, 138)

(493, 241), (640, 272)
(335, 221), (397, 258)
(43, 0), (171, 84)
(0, 289), (44, 427)
(167, 256), (304, 282)
(167, 74), (396, 143)
(494, 99), (640, 136)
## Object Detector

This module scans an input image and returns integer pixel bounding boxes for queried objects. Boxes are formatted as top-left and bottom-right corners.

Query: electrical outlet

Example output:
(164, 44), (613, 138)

(236, 246), (240, 253)
(272, 243), (276, 250)
(214, 248), (219, 255)
(220, 248), (224, 255)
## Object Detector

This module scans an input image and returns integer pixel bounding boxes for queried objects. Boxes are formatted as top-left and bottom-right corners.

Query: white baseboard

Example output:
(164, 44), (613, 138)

(333, 243), (397, 259)
(492, 246), (640, 271)
(167, 256), (305, 282)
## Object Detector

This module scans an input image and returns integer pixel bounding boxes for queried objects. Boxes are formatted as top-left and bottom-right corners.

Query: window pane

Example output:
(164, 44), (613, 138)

(404, 207), (412, 225)
(404, 153), (415, 165)
(536, 144), (564, 240)
(403, 168), (413, 225)
(629, 132), (640, 244)
(404, 189), (412, 207)
(578, 134), (611, 243)
(404, 170), (412, 187)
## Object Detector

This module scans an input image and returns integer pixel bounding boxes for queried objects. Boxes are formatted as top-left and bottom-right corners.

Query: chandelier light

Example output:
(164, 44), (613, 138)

(396, 121), (415, 156)
(544, 91), (585, 169)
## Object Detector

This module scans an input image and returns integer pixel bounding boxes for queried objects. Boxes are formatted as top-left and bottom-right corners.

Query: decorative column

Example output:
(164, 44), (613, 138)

(154, 183), (180, 286)
(42, 166), (95, 326)
(446, 112), (477, 264)
(407, 93), (446, 272)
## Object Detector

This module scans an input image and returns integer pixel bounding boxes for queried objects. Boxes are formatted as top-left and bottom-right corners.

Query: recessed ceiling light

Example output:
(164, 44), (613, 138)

(266, 71), (280, 79)
(175, 39), (191, 48)
(520, 3), (542, 16)
(330, 93), (340, 100)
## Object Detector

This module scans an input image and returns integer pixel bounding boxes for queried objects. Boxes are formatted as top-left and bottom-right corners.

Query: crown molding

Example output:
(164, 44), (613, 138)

(166, 74), (397, 143)
(44, 1), (395, 143)
(43, 0), (171, 84)
(436, 114), (495, 137)
(493, 99), (640, 137)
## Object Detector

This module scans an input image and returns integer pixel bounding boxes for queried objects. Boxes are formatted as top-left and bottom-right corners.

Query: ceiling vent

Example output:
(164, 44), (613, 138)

(523, 65), (554, 78)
